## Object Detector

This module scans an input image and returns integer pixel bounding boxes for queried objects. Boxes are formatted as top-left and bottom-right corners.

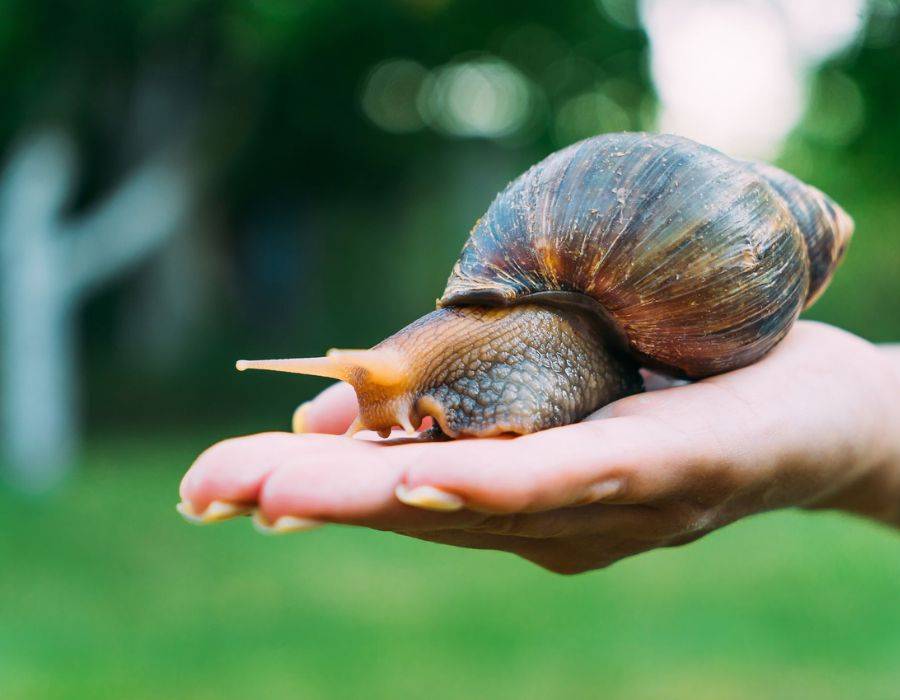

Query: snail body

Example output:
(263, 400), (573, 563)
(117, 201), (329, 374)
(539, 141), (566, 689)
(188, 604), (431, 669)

(238, 133), (853, 437)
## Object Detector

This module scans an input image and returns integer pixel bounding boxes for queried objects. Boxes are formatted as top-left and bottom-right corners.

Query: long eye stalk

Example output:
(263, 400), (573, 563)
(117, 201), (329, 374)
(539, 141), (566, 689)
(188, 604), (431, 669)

(236, 348), (408, 386)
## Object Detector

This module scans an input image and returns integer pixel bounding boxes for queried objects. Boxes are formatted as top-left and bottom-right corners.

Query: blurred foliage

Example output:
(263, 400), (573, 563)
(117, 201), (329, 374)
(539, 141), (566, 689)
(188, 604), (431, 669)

(0, 0), (644, 204)
(2, 1), (897, 434)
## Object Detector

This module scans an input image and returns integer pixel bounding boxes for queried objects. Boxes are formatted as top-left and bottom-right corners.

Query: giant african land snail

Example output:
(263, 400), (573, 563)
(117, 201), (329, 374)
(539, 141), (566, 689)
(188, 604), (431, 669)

(237, 133), (853, 438)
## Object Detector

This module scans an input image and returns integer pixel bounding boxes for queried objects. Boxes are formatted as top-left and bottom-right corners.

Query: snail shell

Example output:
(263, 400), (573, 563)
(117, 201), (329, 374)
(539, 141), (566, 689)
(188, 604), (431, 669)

(441, 132), (853, 378)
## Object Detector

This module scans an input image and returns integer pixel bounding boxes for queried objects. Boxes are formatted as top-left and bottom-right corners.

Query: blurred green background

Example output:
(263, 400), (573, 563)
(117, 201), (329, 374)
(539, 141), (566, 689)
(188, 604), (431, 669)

(1, 0), (898, 698)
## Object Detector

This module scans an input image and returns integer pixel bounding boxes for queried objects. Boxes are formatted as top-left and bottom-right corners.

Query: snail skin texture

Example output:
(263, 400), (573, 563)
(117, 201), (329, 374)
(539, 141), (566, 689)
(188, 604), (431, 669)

(238, 133), (853, 439)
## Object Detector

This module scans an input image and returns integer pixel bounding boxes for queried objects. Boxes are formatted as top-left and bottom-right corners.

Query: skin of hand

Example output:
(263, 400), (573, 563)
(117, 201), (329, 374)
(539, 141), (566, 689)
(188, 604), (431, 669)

(179, 321), (900, 575)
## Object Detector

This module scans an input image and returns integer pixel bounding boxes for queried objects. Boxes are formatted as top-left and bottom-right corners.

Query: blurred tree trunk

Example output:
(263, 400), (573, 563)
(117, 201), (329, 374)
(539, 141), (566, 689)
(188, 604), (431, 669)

(0, 131), (195, 490)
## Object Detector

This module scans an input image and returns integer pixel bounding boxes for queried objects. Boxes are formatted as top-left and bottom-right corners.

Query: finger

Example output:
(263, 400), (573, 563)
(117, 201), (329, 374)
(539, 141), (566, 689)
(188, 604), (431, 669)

(293, 382), (359, 434)
(293, 382), (434, 435)
(181, 415), (702, 532)
(183, 431), (486, 531)
(257, 446), (663, 537)
(256, 454), (486, 532)
(180, 432), (353, 511)
(398, 417), (704, 514)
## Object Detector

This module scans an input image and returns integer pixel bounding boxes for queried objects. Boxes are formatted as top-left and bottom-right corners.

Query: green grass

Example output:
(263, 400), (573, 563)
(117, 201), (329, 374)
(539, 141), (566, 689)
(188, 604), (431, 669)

(1, 437), (898, 699)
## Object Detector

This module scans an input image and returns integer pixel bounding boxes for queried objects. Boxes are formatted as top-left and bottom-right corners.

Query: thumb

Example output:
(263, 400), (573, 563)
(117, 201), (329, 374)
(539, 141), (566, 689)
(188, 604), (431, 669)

(292, 382), (359, 434)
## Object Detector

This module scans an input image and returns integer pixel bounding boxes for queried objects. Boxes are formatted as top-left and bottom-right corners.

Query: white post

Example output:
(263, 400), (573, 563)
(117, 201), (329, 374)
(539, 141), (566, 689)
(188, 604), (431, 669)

(0, 134), (78, 488)
(0, 131), (195, 490)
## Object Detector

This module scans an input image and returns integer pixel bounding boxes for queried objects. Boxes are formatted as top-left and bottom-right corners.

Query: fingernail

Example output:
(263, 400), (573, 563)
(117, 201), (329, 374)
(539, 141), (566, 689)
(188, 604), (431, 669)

(292, 402), (311, 434)
(584, 479), (624, 503)
(395, 484), (465, 512)
(252, 510), (324, 535)
(176, 501), (201, 523)
(176, 500), (253, 525)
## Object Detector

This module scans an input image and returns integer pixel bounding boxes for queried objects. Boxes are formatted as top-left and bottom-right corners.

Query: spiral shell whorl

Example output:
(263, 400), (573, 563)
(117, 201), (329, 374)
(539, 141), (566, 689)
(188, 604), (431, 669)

(747, 161), (854, 307)
(440, 133), (849, 378)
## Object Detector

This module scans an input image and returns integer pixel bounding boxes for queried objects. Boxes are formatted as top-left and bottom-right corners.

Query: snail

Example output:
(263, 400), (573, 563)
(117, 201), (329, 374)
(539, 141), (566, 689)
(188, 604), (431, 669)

(237, 133), (853, 438)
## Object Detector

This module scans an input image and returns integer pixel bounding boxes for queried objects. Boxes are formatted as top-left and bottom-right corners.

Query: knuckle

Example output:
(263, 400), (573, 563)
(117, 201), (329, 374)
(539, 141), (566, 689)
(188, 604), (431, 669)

(665, 500), (718, 534)
(256, 465), (294, 508)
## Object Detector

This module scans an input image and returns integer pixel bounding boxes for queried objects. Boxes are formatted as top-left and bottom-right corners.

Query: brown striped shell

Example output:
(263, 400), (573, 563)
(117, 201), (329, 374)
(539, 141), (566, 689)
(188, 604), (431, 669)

(440, 133), (853, 378)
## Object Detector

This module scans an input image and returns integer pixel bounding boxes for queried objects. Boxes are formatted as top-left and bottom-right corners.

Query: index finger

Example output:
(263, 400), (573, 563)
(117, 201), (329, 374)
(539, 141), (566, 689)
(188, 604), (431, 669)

(292, 382), (358, 434)
(294, 381), (434, 435)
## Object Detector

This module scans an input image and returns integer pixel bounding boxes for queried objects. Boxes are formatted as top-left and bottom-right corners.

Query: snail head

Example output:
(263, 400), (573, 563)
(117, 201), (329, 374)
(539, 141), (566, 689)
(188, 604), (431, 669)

(237, 304), (642, 438)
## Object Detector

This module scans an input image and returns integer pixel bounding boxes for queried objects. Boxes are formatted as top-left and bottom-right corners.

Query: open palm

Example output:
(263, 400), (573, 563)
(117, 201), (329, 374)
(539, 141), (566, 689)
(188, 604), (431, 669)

(179, 321), (900, 574)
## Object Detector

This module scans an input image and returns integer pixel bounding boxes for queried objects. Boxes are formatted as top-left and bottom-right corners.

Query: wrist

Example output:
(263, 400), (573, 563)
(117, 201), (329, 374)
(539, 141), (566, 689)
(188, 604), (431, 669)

(813, 457), (900, 527)
(807, 343), (900, 527)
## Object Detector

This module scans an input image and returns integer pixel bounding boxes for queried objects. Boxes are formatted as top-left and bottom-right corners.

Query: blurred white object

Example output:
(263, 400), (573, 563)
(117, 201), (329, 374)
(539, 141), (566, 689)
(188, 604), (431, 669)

(0, 132), (195, 490)
(640, 0), (866, 159)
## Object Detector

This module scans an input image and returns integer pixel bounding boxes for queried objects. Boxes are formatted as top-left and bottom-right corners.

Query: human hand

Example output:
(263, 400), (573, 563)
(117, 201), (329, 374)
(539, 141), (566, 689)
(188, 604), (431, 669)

(178, 321), (900, 574)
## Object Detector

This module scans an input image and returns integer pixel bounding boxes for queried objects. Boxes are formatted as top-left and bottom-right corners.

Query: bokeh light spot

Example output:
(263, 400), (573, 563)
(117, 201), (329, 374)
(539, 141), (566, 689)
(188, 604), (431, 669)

(419, 57), (534, 139)
(361, 59), (428, 134)
(801, 69), (865, 146)
(595, 0), (641, 29)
